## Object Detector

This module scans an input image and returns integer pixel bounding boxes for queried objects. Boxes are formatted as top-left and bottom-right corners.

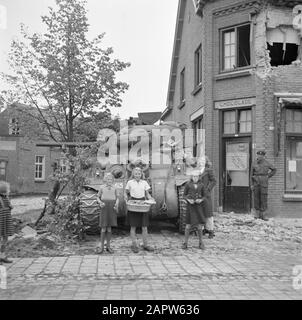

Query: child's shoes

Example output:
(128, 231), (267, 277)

(96, 247), (104, 254)
(199, 241), (205, 250)
(106, 247), (114, 254)
(131, 245), (139, 253)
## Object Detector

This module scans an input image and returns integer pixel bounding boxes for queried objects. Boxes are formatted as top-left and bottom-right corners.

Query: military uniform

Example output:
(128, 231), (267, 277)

(250, 150), (276, 220)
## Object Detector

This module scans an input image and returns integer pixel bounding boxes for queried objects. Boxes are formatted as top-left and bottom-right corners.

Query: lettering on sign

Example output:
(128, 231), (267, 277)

(215, 98), (256, 110)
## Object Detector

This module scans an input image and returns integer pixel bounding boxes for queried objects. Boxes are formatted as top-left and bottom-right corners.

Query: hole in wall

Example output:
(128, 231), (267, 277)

(267, 42), (299, 66)
(266, 27), (300, 67)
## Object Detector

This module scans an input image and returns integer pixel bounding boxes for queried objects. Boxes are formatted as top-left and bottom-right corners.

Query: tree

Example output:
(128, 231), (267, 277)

(1, 0), (130, 142)
(74, 110), (113, 141)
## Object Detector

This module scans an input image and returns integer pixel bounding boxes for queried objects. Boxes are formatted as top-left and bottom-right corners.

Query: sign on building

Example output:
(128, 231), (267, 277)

(215, 97), (256, 110)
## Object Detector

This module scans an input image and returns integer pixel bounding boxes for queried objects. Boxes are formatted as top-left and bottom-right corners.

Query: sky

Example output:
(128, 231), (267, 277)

(0, 0), (179, 119)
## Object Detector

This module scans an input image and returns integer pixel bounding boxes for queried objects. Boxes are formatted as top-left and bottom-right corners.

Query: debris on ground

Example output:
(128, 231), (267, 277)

(21, 226), (38, 239)
(5, 207), (302, 258)
(214, 213), (302, 244)
(12, 218), (23, 233)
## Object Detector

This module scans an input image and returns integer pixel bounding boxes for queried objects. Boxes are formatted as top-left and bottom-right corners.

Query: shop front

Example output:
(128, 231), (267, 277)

(216, 97), (255, 213)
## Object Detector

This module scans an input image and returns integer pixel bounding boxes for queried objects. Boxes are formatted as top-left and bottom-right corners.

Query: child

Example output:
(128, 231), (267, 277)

(182, 172), (206, 250)
(124, 167), (154, 253)
(96, 173), (119, 254)
(201, 156), (216, 238)
(0, 181), (13, 264)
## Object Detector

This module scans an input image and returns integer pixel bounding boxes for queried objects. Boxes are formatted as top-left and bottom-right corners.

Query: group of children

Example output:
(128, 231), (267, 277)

(96, 167), (155, 254)
(0, 160), (216, 261)
(96, 162), (216, 254)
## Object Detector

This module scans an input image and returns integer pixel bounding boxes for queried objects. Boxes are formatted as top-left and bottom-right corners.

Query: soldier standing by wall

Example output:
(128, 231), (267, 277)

(250, 150), (277, 221)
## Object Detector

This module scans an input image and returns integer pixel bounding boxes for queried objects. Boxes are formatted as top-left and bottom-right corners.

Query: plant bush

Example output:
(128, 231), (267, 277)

(46, 144), (100, 240)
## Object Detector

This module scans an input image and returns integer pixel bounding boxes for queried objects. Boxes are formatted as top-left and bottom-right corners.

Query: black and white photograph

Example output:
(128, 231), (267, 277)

(0, 0), (302, 304)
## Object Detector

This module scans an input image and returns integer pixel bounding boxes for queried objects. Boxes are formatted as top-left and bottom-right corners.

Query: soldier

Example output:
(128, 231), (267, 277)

(250, 149), (277, 221)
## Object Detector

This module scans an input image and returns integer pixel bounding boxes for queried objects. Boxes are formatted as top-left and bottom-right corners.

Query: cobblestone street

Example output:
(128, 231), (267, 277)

(1, 231), (302, 300)
(3, 199), (302, 300)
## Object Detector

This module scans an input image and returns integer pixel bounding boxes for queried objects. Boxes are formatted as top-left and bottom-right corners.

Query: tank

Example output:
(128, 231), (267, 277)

(79, 121), (197, 234)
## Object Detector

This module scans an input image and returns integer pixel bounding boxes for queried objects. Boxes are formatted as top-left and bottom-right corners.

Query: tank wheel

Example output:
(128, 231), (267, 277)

(177, 185), (187, 234)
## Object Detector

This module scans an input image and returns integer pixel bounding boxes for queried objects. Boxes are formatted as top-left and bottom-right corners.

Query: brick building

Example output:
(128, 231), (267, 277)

(162, 0), (302, 217)
(0, 106), (65, 194)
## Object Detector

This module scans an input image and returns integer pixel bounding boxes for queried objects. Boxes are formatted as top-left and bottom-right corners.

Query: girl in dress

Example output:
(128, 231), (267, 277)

(0, 181), (13, 264)
(182, 172), (206, 250)
(124, 167), (154, 253)
(96, 173), (119, 254)
(201, 156), (217, 238)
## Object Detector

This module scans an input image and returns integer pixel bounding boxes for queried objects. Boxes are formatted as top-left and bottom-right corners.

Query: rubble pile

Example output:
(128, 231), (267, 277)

(5, 210), (302, 258)
(215, 213), (302, 244)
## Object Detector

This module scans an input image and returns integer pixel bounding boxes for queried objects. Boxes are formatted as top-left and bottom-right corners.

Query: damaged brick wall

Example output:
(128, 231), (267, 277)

(255, 4), (301, 71)
(269, 65), (302, 217)
(254, 3), (302, 217)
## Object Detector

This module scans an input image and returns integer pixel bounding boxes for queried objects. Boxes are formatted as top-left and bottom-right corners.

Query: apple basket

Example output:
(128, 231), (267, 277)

(126, 199), (155, 213)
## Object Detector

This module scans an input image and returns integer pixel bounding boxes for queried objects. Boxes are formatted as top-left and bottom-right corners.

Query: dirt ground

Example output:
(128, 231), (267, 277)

(6, 196), (302, 258)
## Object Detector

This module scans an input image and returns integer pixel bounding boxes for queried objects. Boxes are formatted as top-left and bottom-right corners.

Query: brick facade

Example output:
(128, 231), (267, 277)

(163, 0), (302, 217)
(0, 108), (62, 194)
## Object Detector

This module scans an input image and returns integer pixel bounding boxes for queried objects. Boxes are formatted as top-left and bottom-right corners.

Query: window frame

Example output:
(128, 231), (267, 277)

(9, 118), (20, 135)
(0, 160), (7, 180)
(192, 115), (204, 157)
(238, 109), (252, 133)
(222, 108), (252, 137)
(194, 44), (202, 89)
(284, 107), (302, 194)
(35, 155), (46, 181)
(285, 108), (302, 134)
(59, 158), (70, 174)
(220, 23), (251, 73)
(180, 67), (185, 106)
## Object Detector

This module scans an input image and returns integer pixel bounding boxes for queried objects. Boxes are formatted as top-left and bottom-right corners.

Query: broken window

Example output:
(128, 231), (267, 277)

(266, 27), (300, 66)
(267, 42), (298, 66)
(222, 24), (251, 71)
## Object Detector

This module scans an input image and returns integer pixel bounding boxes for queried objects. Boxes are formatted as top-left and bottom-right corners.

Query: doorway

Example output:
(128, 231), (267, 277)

(223, 138), (251, 213)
